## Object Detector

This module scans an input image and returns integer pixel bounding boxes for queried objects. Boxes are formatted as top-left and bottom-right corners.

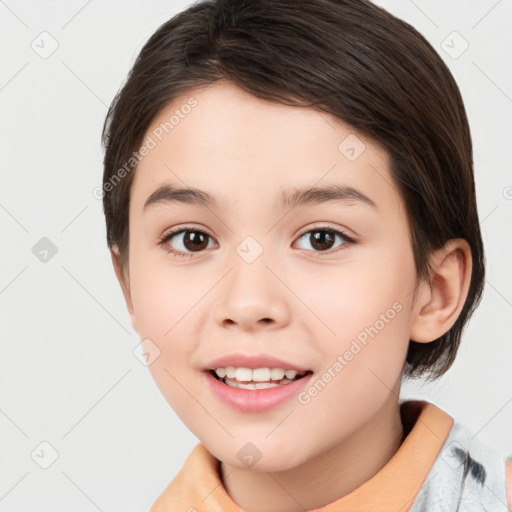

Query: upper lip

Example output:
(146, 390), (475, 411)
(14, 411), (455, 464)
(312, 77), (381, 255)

(204, 353), (311, 372)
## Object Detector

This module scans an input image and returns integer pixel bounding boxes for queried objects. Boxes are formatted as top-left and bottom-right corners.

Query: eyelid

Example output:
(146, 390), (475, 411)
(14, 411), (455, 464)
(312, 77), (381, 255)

(158, 224), (216, 243)
(295, 222), (356, 241)
(159, 223), (355, 242)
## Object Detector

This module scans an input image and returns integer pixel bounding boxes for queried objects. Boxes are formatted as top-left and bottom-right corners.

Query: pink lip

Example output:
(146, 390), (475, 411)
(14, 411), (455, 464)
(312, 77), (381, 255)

(204, 353), (310, 372)
(202, 370), (313, 413)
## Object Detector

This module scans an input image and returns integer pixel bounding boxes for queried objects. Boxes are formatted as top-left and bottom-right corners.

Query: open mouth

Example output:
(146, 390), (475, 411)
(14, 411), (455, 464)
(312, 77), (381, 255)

(208, 369), (313, 390)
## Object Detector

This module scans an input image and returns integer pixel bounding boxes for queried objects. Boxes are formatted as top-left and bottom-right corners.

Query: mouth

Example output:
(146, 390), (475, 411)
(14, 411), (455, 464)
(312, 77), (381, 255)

(203, 366), (315, 412)
(207, 368), (314, 390)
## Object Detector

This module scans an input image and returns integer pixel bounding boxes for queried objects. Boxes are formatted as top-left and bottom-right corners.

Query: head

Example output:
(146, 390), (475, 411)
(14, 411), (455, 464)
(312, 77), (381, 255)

(101, 0), (484, 470)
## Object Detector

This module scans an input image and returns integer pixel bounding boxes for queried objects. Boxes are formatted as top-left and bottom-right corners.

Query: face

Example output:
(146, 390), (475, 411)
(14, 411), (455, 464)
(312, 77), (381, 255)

(121, 81), (420, 471)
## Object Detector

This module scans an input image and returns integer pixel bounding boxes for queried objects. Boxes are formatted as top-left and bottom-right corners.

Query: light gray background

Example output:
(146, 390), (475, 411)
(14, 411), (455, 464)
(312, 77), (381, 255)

(0, 1), (511, 510)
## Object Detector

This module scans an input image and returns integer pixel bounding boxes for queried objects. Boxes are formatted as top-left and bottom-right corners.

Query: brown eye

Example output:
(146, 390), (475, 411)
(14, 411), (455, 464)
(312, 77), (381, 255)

(180, 230), (209, 251)
(160, 227), (217, 258)
(309, 230), (336, 251)
(294, 227), (354, 254)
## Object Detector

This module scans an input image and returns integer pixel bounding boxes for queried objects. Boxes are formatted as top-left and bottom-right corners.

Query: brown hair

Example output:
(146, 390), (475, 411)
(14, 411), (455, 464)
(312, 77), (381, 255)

(101, 0), (485, 381)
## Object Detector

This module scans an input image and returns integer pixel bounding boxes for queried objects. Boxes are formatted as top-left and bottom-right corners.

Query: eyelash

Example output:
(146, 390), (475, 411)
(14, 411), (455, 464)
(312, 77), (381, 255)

(158, 224), (356, 259)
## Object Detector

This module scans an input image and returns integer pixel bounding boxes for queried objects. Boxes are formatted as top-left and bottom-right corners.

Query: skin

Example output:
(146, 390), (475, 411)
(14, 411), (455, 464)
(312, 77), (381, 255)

(112, 80), (472, 511)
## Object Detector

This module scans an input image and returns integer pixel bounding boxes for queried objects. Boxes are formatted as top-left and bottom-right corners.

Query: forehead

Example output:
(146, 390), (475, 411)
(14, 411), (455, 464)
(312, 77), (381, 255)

(131, 81), (402, 217)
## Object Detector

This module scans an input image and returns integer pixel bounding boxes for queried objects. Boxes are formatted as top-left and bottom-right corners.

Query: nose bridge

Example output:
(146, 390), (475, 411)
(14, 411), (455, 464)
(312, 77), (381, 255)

(213, 234), (289, 330)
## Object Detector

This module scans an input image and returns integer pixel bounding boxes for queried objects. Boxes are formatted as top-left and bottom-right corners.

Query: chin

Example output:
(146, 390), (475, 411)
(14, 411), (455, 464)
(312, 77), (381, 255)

(209, 440), (310, 473)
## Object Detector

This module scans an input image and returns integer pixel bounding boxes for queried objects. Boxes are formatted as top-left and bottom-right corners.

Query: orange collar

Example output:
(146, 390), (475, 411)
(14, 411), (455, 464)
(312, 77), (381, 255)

(151, 400), (454, 511)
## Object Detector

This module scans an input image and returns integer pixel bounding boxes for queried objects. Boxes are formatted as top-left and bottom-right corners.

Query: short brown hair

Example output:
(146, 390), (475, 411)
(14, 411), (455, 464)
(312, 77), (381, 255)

(101, 0), (485, 380)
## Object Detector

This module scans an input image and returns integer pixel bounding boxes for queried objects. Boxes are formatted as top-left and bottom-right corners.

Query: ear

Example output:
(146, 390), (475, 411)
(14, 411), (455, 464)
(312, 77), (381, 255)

(110, 247), (138, 333)
(410, 238), (472, 343)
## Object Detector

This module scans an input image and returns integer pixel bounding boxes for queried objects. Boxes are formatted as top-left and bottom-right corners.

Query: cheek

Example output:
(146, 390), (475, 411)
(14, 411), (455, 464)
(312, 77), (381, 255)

(127, 247), (213, 414)
(297, 244), (416, 399)
(129, 270), (203, 423)
(129, 239), (201, 339)
(295, 245), (415, 343)
(295, 282), (413, 439)
(130, 266), (203, 362)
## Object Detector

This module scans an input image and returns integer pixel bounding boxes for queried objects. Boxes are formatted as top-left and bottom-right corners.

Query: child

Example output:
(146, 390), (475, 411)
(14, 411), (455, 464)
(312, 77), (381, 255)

(101, 0), (512, 510)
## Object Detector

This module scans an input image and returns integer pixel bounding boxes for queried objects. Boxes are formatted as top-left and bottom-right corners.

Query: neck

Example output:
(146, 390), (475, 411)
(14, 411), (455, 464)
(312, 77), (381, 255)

(220, 389), (404, 512)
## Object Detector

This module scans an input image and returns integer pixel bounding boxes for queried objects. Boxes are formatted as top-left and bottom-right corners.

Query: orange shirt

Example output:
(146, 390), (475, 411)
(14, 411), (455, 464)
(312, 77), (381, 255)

(150, 400), (512, 511)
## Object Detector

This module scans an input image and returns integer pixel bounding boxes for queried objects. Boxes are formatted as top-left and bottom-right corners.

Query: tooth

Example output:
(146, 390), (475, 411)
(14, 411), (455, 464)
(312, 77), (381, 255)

(239, 381), (279, 389)
(225, 366), (236, 378)
(214, 366), (306, 382)
(256, 378), (293, 388)
(254, 381), (281, 389)
(225, 379), (295, 389)
(234, 382), (257, 389)
(252, 368), (271, 381)
(235, 367), (253, 381)
(224, 379), (238, 388)
(270, 368), (285, 380)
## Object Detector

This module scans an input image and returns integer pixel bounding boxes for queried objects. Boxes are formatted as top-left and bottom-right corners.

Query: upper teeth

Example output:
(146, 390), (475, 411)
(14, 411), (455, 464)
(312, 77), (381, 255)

(214, 367), (305, 382)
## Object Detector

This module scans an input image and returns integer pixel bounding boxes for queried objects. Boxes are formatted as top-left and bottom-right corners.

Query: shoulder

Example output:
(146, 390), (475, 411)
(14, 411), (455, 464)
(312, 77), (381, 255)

(149, 443), (209, 512)
(419, 418), (511, 510)
(148, 443), (239, 512)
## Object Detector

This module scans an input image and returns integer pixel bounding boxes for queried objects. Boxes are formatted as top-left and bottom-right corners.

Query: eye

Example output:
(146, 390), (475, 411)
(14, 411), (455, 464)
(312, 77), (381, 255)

(158, 226), (218, 258)
(293, 226), (355, 255)
(158, 224), (355, 259)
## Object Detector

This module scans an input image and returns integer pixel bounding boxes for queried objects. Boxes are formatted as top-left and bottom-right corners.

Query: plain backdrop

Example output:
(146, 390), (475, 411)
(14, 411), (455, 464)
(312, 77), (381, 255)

(0, 1), (511, 510)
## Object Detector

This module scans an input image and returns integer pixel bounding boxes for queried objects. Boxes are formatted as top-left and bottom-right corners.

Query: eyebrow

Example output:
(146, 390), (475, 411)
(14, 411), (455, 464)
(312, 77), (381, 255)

(143, 183), (377, 212)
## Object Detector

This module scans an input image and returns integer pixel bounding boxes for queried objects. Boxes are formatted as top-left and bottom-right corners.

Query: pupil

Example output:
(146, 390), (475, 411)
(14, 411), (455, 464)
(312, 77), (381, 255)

(311, 230), (334, 251)
(184, 231), (208, 251)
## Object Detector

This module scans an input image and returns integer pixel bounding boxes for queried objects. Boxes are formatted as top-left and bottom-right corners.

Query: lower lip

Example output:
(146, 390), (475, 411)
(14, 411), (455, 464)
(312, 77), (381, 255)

(202, 371), (313, 413)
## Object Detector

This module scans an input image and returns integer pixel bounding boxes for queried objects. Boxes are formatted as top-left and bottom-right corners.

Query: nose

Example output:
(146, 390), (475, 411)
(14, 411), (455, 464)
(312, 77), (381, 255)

(213, 252), (291, 332)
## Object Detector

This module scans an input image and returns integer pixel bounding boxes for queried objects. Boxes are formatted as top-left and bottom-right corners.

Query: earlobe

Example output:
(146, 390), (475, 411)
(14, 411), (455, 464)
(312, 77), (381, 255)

(110, 247), (138, 333)
(410, 239), (472, 343)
